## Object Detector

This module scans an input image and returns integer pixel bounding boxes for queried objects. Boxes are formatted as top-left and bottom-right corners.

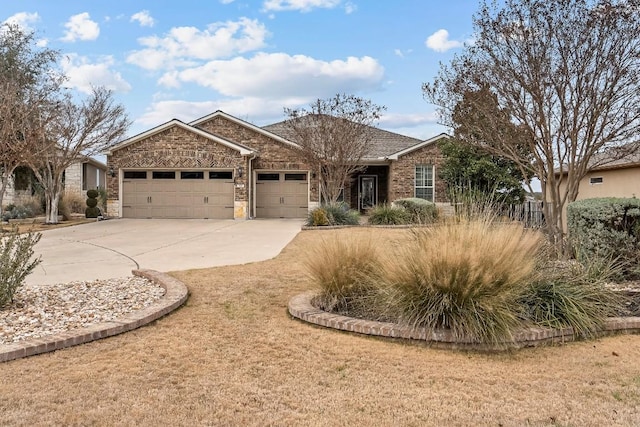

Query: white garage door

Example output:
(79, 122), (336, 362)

(255, 172), (308, 218)
(122, 170), (234, 219)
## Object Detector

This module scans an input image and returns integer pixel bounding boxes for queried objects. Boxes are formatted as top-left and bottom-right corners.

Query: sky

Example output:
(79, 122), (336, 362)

(1, 0), (481, 141)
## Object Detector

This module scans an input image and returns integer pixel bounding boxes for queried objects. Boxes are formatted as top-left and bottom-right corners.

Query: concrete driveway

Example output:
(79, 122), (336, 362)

(26, 219), (303, 285)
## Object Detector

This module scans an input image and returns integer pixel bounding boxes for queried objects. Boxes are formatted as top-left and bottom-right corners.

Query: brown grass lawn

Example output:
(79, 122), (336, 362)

(2, 228), (640, 426)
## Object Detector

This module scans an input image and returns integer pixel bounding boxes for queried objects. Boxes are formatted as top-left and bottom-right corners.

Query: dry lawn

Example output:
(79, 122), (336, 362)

(2, 228), (640, 426)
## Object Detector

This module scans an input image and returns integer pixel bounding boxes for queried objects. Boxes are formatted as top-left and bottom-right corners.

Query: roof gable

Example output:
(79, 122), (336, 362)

(104, 119), (254, 156)
(190, 110), (300, 150)
(386, 133), (451, 160)
(262, 116), (427, 160)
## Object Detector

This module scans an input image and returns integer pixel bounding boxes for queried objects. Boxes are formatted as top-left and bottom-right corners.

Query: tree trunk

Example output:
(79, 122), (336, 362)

(44, 178), (63, 224)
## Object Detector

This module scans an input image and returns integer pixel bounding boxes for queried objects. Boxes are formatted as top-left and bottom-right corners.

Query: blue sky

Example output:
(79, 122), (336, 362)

(2, 0), (480, 140)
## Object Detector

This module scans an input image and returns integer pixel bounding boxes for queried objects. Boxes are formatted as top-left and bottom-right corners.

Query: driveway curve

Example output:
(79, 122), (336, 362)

(27, 218), (303, 285)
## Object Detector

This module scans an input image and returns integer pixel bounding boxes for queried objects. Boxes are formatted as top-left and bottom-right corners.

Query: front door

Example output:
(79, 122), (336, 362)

(359, 175), (377, 210)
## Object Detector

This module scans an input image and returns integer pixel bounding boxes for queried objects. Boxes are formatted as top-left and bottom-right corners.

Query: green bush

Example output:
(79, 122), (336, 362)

(86, 189), (99, 199)
(394, 198), (438, 224)
(0, 228), (42, 308)
(306, 203), (360, 226)
(368, 204), (409, 225)
(521, 260), (624, 338)
(567, 198), (640, 278)
(85, 188), (101, 218)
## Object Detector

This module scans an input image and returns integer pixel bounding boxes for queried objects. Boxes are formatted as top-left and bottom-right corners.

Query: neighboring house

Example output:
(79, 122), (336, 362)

(4, 158), (106, 206)
(104, 110), (451, 219)
(555, 147), (640, 229)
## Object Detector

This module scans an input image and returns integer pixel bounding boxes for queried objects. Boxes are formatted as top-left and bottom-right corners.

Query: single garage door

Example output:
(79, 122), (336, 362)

(256, 171), (308, 218)
(122, 170), (234, 219)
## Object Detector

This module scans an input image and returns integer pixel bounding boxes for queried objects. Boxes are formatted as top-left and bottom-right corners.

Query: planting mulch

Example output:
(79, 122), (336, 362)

(1, 227), (640, 426)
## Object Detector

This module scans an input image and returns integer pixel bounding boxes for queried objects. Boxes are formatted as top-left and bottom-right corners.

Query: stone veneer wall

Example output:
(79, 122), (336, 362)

(195, 116), (320, 203)
(106, 125), (247, 217)
(388, 142), (449, 204)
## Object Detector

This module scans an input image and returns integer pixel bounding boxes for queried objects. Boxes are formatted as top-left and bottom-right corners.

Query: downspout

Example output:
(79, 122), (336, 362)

(246, 153), (257, 219)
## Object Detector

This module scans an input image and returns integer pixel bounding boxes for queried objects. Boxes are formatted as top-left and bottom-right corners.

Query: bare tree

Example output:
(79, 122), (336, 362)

(0, 24), (60, 216)
(424, 0), (640, 253)
(23, 87), (129, 223)
(283, 94), (385, 204)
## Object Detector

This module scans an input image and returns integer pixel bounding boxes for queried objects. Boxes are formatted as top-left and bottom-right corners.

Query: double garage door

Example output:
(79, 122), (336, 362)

(256, 172), (308, 218)
(122, 170), (234, 219)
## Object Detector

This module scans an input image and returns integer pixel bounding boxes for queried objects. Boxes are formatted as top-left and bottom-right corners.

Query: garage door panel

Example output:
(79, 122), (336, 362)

(122, 170), (234, 219)
(256, 172), (308, 218)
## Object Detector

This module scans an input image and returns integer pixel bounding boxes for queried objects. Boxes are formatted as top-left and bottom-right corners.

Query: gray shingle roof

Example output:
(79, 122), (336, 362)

(262, 118), (424, 160)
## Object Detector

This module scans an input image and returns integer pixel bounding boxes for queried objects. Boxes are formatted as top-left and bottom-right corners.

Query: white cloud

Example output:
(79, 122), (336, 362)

(262, 0), (341, 13)
(425, 29), (463, 53)
(136, 97), (298, 127)
(61, 54), (132, 94)
(126, 18), (269, 70)
(130, 10), (155, 27)
(220, 0), (236, 3)
(61, 13), (100, 42)
(163, 53), (384, 98)
(3, 12), (40, 31)
(344, 2), (357, 14)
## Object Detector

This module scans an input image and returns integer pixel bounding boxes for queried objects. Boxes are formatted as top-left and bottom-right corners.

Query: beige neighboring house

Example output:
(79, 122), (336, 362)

(4, 158), (107, 206)
(556, 148), (640, 228)
(104, 110), (452, 220)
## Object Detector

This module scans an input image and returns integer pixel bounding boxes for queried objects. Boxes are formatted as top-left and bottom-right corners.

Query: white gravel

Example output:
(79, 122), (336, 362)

(0, 277), (165, 344)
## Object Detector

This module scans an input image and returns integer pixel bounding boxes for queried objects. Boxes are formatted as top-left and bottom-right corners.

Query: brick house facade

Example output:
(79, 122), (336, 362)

(104, 110), (449, 219)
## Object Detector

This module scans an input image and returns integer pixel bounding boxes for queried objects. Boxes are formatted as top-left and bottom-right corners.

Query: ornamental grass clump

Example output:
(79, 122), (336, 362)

(521, 258), (625, 338)
(384, 217), (542, 344)
(367, 204), (409, 225)
(305, 234), (382, 317)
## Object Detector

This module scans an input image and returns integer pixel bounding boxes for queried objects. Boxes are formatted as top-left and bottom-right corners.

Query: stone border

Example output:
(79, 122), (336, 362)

(0, 269), (189, 363)
(289, 291), (640, 350)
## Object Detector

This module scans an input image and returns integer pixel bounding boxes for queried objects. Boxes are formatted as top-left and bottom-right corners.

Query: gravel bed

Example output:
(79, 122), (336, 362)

(0, 277), (165, 344)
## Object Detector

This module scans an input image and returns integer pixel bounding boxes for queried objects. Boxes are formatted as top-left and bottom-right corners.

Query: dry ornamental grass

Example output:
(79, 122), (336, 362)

(2, 228), (640, 426)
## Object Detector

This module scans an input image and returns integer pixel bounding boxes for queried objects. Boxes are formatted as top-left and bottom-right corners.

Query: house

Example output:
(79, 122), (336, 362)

(4, 158), (107, 206)
(104, 110), (451, 219)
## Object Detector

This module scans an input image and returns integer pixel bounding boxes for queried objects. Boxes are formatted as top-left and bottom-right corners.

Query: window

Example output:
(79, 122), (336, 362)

(257, 173), (280, 181)
(209, 171), (233, 180)
(152, 171), (175, 179)
(181, 171), (204, 180)
(590, 176), (603, 185)
(285, 173), (307, 181)
(415, 165), (434, 202)
(124, 171), (147, 179)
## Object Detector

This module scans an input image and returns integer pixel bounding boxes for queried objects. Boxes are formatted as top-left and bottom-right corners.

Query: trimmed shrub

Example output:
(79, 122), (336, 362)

(382, 217), (542, 344)
(368, 204), (409, 225)
(521, 260), (625, 338)
(85, 190), (101, 218)
(306, 234), (382, 316)
(394, 198), (438, 224)
(306, 203), (360, 226)
(307, 207), (329, 226)
(0, 228), (42, 308)
(567, 197), (640, 278)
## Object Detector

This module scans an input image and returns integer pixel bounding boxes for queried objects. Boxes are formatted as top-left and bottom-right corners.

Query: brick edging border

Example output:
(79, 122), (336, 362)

(288, 291), (640, 351)
(0, 269), (189, 363)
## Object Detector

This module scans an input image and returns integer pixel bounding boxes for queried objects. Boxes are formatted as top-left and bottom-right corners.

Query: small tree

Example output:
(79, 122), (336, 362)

(424, 0), (640, 253)
(0, 24), (60, 216)
(23, 87), (129, 224)
(283, 94), (385, 204)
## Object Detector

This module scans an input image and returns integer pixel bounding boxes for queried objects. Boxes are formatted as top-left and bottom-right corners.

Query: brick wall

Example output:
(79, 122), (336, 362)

(107, 125), (247, 204)
(195, 116), (320, 202)
(388, 142), (449, 204)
